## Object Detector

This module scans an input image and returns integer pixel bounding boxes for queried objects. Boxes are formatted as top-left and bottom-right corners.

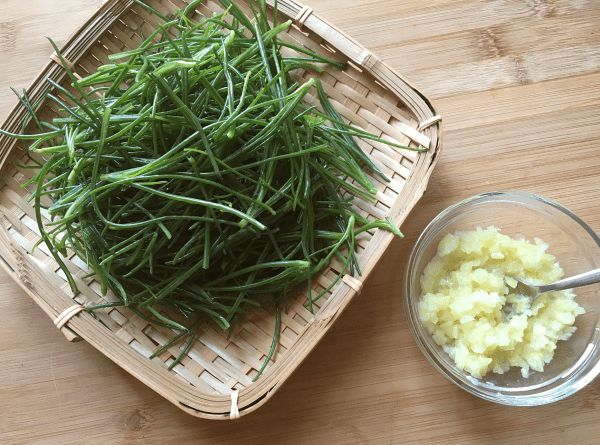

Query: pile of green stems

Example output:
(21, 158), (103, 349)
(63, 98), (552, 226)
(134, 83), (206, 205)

(1, 0), (416, 375)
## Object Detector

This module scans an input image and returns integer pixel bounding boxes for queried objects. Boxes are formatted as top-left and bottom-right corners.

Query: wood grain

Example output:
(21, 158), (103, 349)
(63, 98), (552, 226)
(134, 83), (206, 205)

(0, 0), (105, 123)
(1, 0), (600, 443)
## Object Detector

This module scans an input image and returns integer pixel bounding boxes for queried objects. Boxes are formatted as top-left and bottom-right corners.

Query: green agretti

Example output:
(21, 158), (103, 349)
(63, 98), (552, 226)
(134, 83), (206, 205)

(1, 0), (420, 378)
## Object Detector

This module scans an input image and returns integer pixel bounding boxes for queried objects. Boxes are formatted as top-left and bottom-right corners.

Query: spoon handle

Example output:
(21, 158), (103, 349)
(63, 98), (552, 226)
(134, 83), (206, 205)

(538, 268), (600, 295)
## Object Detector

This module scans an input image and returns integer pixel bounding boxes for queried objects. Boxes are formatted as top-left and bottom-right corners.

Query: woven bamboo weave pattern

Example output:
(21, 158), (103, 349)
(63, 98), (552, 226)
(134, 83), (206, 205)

(0, 0), (440, 418)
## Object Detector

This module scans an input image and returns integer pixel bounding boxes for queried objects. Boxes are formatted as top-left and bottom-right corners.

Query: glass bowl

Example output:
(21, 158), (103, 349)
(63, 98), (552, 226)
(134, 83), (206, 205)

(403, 191), (600, 406)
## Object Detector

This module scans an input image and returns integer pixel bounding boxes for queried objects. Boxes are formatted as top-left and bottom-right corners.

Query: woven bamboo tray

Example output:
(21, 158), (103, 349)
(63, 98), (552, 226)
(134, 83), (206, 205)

(0, 0), (441, 419)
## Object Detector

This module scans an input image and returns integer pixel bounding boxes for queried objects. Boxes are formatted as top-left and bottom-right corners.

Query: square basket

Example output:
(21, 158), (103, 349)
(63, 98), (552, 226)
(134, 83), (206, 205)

(0, 0), (441, 419)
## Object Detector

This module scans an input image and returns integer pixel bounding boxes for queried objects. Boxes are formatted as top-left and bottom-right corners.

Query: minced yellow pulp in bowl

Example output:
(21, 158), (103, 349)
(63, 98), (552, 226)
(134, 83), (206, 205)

(418, 226), (585, 379)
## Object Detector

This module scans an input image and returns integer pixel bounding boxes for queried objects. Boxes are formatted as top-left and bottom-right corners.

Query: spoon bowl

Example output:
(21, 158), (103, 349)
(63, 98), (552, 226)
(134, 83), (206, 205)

(506, 269), (600, 304)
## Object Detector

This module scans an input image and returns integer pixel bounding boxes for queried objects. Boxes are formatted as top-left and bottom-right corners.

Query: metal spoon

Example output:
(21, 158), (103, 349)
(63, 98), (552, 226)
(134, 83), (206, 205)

(507, 268), (600, 303)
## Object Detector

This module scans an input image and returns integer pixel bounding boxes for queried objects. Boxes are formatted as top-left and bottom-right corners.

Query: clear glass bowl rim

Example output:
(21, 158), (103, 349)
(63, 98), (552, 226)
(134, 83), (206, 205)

(403, 190), (600, 406)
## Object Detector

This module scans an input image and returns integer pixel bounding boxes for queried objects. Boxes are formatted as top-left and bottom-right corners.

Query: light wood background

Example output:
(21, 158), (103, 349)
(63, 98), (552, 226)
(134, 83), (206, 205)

(1, 0), (600, 444)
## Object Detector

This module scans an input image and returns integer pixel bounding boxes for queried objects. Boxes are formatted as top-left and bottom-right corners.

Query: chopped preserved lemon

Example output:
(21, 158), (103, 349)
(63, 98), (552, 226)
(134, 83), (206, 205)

(419, 226), (585, 378)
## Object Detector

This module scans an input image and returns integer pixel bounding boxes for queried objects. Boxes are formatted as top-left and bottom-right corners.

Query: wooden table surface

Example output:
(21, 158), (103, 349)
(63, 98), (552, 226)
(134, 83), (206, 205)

(2, 0), (600, 444)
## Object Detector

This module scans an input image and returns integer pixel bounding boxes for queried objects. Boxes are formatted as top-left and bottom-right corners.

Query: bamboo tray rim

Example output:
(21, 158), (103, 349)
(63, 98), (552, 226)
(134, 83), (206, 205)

(0, 0), (442, 419)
